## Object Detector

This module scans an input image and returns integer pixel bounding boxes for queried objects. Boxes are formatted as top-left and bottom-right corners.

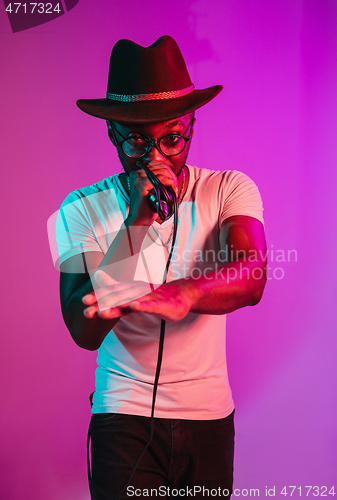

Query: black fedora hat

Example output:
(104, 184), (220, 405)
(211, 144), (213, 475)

(77, 35), (222, 124)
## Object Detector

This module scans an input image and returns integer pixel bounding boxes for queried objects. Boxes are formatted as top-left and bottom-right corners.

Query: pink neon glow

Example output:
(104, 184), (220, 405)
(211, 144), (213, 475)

(1, 0), (336, 498)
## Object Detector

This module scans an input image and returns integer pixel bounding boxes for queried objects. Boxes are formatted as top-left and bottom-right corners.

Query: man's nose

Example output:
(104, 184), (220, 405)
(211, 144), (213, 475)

(145, 140), (166, 161)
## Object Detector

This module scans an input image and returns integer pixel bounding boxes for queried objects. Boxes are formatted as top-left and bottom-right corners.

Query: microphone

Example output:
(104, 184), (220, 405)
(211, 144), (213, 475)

(148, 190), (175, 219)
(136, 161), (176, 219)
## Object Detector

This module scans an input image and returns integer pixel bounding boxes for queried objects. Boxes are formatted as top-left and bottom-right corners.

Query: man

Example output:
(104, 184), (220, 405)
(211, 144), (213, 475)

(55, 36), (267, 499)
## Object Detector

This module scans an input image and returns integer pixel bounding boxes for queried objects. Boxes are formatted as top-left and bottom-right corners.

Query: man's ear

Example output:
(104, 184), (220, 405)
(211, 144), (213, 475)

(191, 117), (196, 138)
(107, 121), (116, 146)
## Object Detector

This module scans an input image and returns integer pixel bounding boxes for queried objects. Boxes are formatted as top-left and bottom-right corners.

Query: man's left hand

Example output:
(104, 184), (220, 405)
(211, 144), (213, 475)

(82, 270), (192, 322)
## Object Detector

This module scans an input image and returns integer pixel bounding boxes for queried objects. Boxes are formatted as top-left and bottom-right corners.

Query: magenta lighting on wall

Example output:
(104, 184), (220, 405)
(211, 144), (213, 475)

(3, 0), (80, 32)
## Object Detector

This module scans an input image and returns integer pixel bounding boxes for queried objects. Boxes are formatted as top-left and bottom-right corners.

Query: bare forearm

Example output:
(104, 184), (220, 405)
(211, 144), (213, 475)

(61, 277), (119, 350)
(177, 259), (267, 315)
(61, 220), (151, 350)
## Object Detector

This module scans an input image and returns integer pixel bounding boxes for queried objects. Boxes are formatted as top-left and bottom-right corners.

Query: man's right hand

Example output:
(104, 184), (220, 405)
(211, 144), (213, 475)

(126, 159), (179, 226)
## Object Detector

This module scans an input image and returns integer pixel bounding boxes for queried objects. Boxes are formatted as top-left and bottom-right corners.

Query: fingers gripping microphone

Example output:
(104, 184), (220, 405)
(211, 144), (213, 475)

(136, 161), (176, 219)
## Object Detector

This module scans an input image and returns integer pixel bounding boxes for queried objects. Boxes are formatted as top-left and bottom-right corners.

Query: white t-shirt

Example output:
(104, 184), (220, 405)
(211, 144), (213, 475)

(53, 166), (264, 420)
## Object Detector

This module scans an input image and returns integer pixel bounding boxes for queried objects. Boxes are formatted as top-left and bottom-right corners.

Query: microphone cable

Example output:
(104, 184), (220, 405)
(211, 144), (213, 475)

(88, 164), (180, 500)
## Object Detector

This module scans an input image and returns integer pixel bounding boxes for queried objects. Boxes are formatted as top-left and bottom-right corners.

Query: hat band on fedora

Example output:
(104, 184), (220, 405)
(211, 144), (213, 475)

(106, 84), (195, 103)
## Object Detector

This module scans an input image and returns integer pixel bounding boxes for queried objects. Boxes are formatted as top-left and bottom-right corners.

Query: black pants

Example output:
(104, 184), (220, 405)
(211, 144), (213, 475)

(89, 411), (235, 499)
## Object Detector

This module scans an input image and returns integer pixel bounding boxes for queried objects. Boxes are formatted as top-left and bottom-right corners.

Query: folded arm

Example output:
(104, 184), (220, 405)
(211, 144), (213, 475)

(60, 214), (266, 350)
(83, 215), (267, 322)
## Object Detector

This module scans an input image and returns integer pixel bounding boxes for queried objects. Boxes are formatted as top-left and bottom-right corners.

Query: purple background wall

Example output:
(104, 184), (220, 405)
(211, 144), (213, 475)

(1, 0), (336, 498)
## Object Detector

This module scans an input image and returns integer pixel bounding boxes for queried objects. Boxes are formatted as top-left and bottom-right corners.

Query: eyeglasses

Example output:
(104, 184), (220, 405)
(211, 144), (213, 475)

(108, 118), (194, 158)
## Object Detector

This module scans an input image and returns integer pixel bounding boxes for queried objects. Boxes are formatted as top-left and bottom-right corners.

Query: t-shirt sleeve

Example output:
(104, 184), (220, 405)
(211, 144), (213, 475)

(50, 192), (104, 270)
(219, 170), (264, 226)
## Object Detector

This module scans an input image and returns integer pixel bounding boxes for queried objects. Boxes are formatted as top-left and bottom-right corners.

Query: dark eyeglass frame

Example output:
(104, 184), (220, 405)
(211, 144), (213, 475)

(108, 117), (194, 158)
